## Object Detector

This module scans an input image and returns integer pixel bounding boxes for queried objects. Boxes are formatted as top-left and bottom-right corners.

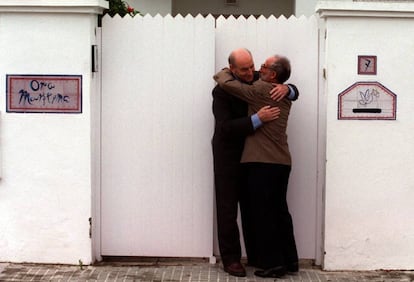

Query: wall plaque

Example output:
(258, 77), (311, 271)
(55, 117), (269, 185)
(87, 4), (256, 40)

(358, 55), (377, 75)
(338, 81), (396, 120)
(6, 75), (82, 113)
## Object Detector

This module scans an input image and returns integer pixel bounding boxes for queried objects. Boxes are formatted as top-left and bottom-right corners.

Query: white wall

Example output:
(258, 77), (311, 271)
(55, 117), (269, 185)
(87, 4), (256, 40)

(318, 1), (414, 270)
(0, 1), (106, 264)
(295, 0), (317, 16)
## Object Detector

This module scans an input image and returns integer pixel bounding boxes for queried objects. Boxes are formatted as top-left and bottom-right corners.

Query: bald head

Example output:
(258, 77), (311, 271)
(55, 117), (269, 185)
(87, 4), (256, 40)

(228, 48), (255, 83)
(228, 48), (252, 65)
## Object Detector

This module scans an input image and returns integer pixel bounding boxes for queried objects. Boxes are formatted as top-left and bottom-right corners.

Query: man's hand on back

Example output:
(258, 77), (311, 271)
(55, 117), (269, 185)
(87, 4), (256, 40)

(257, 105), (280, 122)
(270, 83), (289, 102)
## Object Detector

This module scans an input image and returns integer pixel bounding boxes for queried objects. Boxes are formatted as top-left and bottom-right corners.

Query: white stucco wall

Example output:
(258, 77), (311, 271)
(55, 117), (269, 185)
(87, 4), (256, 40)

(295, 0), (317, 16)
(318, 1), (414, 270)
(0, 1), (106, 264)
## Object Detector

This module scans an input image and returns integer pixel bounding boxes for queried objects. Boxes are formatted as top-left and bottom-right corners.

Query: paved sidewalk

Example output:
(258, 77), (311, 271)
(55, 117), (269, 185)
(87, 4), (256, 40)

(1, 260), (413, 282)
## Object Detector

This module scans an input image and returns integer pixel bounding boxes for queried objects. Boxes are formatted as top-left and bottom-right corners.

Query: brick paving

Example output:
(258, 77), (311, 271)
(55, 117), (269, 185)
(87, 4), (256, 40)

(1, 261), (413, 282)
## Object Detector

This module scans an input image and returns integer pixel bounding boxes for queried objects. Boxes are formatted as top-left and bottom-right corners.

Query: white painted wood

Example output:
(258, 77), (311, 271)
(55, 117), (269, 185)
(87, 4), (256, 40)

(215, 15), (320, 260)
(101, 14), (321, 261)
(101, 14), (216, 257)
(92, 27), (103, 262)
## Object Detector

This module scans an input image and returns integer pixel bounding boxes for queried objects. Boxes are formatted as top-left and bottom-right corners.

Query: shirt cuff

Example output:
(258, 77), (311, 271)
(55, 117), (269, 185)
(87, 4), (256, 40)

(287, 85), (296, 100)
(251, 113), (263, 130)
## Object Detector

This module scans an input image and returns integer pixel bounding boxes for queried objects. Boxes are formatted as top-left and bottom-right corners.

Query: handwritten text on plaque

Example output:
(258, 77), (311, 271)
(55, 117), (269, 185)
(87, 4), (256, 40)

(6, 75), (82, 113)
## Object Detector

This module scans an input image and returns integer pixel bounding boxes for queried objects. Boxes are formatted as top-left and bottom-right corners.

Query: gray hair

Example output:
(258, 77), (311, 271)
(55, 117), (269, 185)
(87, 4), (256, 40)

(269, 55), (291, 83)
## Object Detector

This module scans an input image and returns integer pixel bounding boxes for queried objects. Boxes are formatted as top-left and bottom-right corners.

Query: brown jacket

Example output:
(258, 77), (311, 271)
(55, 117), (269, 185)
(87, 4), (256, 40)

(213, 68), (292, 165)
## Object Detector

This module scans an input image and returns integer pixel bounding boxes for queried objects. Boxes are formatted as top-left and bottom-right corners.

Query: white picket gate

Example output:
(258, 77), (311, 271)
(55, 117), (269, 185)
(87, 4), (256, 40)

(100, 14), (321, 261)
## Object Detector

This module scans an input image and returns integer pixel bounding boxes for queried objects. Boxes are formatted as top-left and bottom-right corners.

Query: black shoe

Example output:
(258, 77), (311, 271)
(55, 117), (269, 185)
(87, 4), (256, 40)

(287, 261), (299, 273)
(254, 266), (287, 278)
(224, 261), (246, 277)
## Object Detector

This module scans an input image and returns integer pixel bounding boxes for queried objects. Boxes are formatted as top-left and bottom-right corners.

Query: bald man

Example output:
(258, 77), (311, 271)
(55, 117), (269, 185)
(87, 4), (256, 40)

(212, 48), (298, 277)
(214, 54), (299, 278)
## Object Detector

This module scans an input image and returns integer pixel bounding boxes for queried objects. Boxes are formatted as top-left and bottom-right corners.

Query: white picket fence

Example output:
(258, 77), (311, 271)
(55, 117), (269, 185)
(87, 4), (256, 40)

(100, 14), (320, 260)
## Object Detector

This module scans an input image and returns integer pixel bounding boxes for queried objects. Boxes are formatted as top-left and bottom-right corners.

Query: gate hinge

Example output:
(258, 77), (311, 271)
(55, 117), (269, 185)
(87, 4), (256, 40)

(89, 217), (92, 238)
(92, 45), (98, 73)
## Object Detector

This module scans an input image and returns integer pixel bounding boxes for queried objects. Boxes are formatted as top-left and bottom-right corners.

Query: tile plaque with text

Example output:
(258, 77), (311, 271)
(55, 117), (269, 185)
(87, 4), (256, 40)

(6, 74), (82, 113)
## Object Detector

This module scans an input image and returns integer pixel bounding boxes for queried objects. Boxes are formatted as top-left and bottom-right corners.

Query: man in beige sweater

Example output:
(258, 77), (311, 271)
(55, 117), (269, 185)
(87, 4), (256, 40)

(213, 53), (298, 278)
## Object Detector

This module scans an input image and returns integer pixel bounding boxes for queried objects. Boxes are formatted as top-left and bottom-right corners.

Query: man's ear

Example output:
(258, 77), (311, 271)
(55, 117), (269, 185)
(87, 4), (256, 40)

(272, 70), (278, 81)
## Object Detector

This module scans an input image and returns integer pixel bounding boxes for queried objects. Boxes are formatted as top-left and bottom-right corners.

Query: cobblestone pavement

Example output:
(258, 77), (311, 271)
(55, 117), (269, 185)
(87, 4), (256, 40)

(0, 261), (413, 282)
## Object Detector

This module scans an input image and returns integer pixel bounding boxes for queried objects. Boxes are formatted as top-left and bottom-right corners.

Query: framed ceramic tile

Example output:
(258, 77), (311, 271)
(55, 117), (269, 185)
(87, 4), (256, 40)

(358, 55), (377, 75)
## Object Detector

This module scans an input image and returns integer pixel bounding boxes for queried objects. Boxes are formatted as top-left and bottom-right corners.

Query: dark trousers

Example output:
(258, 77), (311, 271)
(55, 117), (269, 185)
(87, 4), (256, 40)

(243, 162), (298, 269)
(214, 165), (248, 265)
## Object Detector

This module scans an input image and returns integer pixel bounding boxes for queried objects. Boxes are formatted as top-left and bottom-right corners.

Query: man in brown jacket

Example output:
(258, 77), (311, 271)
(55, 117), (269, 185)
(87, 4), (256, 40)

(212, 48), (299, 278)
(213, 54), (299, 279)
